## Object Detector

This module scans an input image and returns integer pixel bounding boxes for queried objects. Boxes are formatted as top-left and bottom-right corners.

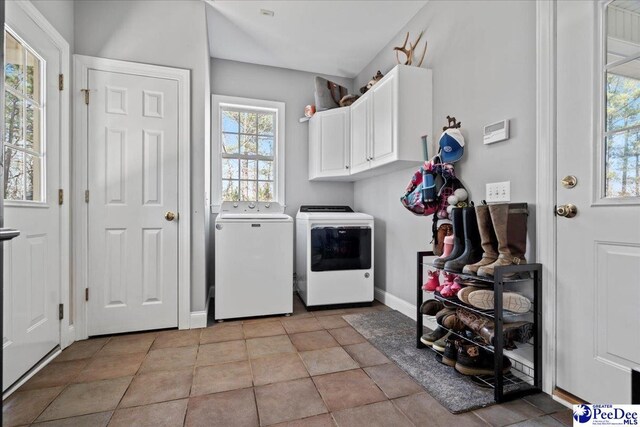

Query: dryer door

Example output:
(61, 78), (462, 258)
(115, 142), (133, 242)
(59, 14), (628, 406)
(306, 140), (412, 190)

(310, 226), (372, 272)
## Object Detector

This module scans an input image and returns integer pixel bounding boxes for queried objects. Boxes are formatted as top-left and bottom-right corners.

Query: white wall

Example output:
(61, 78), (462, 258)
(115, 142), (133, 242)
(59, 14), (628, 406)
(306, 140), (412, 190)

(209, 58), (355, 217)
(30, 0), (73, 50)
(74, 0), (211, 312)
(354, 0), (537, 304)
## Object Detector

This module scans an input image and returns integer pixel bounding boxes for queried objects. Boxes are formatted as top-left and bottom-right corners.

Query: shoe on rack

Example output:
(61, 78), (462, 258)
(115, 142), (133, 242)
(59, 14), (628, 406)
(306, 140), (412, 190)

(457, 286), (481, 304)
(441, 336), (461, 366)
(463, 205), (499, 275)
(456, 308), (530, 350)
(445, 207), (483, 272)
(422, 270), (440, 292)
(439, 272), (458, 298)
(419, 299), (445, 316)
(434, 221), (453, 256)
(477, 203), (529, 278)
(420, 326), (449, 347)
(467, 290), (532, 314)
(432, 332), (454, 352)
(433, 208), (464, 269)
(455, 343), (512, 376)
(436, 310), (465, 332)
(435, 308), (455, 323)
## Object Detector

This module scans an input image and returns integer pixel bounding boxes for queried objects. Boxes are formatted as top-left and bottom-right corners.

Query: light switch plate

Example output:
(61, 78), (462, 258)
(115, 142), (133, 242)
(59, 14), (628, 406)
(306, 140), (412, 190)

(486, 181), (511, 202)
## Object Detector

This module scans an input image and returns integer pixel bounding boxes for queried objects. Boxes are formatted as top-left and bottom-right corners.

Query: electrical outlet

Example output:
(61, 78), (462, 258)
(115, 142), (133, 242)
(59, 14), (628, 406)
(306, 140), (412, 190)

(486, 181), (511, 203)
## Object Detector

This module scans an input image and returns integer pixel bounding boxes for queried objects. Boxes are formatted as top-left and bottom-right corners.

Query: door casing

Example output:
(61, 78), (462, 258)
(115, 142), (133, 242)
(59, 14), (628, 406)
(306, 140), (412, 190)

(73, 55), (191, 339)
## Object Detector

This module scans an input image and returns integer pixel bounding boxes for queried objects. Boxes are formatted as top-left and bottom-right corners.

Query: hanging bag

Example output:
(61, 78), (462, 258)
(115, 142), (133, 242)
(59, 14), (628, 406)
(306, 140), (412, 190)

(400, 166), (438, 216)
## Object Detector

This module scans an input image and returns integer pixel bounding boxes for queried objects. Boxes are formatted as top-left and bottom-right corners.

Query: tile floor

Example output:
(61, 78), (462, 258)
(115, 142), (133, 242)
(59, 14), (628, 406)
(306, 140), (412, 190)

(3, 297), (572, 427)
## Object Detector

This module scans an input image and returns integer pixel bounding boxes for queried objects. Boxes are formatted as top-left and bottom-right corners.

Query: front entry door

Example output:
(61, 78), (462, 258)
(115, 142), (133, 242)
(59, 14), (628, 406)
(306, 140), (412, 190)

(556, 0), (640, 403)
(2, 4), (65, 390)
(87, 67), (179, 336)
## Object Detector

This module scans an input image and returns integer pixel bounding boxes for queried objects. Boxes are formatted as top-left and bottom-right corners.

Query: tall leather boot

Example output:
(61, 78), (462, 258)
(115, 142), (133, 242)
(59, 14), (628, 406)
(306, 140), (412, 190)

(477, 203), (528, 277)
(432, 208), (464, 269)
(462, 205), (498, 275)
(444, 207), (482, 272)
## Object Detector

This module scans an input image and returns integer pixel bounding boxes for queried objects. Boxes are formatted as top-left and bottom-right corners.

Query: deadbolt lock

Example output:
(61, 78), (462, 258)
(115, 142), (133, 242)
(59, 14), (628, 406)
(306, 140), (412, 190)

(556, 204), (577, 218)
(561, 175), (578, 189)
(165, 211), (177, 221)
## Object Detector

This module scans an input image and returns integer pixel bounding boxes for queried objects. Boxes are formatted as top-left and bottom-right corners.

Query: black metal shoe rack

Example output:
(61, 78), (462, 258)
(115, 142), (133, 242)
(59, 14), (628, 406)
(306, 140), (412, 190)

(416, 251), (542, 403)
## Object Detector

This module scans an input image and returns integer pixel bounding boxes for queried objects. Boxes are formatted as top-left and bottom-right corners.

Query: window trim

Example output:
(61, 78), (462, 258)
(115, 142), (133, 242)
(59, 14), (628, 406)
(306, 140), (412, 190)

(211, 95), (285, 212)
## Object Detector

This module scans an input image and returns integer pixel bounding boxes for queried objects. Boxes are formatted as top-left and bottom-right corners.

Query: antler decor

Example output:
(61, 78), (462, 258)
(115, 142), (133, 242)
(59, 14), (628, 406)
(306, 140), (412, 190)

(443, 115), (462, 131)
(394, 31), (427, 67)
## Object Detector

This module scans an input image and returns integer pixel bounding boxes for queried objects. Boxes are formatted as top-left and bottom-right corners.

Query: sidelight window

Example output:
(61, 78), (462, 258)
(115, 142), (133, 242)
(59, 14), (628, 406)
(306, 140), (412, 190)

(3, 30), (45, 202)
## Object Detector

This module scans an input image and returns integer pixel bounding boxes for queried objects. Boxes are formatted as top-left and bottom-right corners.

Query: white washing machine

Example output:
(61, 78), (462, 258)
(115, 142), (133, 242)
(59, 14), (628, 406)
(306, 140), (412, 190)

(215, 202), (293, 320)
(296, 206), (374, 307)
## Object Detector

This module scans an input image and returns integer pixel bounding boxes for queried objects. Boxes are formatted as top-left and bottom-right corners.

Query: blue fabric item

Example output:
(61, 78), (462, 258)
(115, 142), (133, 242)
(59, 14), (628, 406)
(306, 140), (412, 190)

(439, 130), (465, 163)
(422, 172), (436, 202)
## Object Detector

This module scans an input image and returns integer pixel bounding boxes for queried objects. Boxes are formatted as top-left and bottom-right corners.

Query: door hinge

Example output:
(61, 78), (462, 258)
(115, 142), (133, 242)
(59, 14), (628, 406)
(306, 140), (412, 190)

(59, 303), (64, 320)
(85, 288), (89, 301)
(58, 189), (64, 205)
(81, 89), (90, 105)
(85, 190), (90, 203)
(58, 74), (64, 91)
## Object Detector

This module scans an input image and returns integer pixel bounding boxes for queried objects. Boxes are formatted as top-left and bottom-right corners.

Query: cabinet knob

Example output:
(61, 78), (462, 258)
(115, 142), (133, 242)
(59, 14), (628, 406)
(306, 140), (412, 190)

(345, 165), (349, 169)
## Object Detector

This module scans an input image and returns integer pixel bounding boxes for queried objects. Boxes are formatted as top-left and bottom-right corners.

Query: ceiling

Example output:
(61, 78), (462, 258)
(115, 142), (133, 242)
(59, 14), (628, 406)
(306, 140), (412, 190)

(612, 0), (640, 14)
(205, 1), (428, 78)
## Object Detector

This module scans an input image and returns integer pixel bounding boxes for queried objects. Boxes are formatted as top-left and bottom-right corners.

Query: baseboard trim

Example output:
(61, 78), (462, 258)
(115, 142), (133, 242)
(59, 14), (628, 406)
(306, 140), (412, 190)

(190, 310), (207, 329)
(374, 287), (437, 331)
(189, 288), (213, 329)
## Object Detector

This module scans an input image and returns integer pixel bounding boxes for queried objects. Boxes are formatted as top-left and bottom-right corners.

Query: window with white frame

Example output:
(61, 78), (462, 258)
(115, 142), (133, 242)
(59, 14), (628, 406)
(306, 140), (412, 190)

(212, 95), (285, 210)
(4, 29), (45, 202)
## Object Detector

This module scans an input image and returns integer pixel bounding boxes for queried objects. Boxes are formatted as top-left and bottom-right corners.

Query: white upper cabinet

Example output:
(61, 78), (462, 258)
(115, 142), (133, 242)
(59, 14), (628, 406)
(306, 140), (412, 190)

(370, 73), (395, 166)
(309, 65), (432, 181)
(308, 107), (350, 180)
(350, 95), (370, 174)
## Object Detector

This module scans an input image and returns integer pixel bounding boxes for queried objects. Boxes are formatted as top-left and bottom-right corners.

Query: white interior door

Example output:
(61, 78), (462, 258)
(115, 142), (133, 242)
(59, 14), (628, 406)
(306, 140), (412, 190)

(556, 0), (640, 403)
(2, 5), (63, 390)
(87, 69), (179, 336)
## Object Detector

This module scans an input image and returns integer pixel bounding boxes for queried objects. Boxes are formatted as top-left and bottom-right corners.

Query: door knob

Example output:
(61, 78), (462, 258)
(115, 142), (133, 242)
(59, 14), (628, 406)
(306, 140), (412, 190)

(165, 211), (177, 221)
(556, 204), (577, 218)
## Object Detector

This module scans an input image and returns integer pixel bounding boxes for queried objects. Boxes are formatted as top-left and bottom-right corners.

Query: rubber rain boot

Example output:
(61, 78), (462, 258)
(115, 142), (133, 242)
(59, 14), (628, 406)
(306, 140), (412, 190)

(445, 207), (482, 272)
(462, 205), (498, 275)
(433, 208), (464, 269)
(477, 203), (528, 278)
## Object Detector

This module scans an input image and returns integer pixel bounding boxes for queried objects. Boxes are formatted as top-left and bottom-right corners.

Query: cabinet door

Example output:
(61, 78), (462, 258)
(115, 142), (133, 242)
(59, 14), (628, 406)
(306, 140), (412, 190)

(350, 97), (370, 174)
(319, 109), (350, 176)
(371, 73), (396, 165)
